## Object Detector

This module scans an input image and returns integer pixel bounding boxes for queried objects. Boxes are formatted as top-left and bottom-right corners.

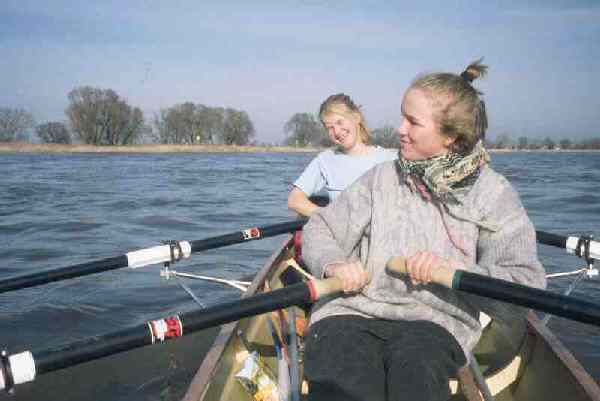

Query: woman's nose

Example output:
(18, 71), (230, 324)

(398, 118), (411, 136)
(397, 123), (406, 137)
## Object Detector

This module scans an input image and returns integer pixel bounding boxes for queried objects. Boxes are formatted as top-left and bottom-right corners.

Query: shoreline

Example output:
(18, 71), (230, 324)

(1, 142), (598, 154)
(488, 148), (600, 153)
(0, 143), (322, 154)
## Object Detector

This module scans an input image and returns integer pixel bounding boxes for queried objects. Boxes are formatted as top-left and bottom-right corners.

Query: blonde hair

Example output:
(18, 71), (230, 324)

(409, 59), (488, 154)
(319, 93), (371, 144)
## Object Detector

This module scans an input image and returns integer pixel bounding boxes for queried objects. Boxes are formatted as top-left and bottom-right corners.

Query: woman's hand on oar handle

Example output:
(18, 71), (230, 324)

(386, 252), (458, 288)
(323, 261), (371, 293)
(309, 276), (345, 299)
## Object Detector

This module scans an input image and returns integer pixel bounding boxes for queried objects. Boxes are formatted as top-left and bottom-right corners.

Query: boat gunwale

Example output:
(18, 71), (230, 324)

(524, 312), (600, 400)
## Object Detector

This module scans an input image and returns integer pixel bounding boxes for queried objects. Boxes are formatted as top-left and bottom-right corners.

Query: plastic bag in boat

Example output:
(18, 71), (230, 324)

(235, 350), (280, 401)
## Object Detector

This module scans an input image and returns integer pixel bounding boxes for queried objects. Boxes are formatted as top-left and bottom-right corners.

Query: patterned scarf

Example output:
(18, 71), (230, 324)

(397, 140), (490, 204)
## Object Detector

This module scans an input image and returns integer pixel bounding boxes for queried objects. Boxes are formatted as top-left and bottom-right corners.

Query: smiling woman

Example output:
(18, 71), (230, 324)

(287, 93), (398, 217)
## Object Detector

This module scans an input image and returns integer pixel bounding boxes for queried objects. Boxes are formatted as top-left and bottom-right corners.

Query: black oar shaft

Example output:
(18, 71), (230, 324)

(7, 282), (313, 384)
(190, 220), (306, 252)
(36, 326), (148, 374)
(386, 257), (600, 328)
(536, 230), (567, 249)
(0, 219), (308, 295)
(0, 256), (127, 294)
(456, 271), (600, 326)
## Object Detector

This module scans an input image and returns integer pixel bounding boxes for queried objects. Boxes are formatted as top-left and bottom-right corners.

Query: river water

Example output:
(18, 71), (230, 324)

(1, 151), (599, 400)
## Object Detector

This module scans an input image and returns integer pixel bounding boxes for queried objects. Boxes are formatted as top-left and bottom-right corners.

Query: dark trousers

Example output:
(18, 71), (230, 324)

(304, 316), (466, 401)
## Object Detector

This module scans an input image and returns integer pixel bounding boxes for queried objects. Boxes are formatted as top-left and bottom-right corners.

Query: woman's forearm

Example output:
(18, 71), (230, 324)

(288, 187), (320, 217)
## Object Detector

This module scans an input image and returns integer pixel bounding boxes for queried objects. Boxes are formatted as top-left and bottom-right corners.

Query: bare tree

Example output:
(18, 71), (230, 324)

(517, 136), (528, 150)
(154, 103), (195, 144)
(559, 138), (572, 149)
(495, 133), (513, 149)
(543, 137), (556, 150)
(283, 113), (327, 146)
(0, 107), (35, 142)
(177, 102), (202, 143)
(36, 121), (71, 144)
(222, 108), (255, 145)
(152, 111), (167, 144)
(154, 103), (222, 144)
(372, 125), (399, 148)
(153, 103), (253, 145)
(197, 105), (224, 144)
(66, 86), (144, 145)
(581, 138), (600, 150)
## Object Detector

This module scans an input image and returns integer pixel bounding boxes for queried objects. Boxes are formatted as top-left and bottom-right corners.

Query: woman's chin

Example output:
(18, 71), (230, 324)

(339, 142), (355, 152)
(400, 149), (416, 160)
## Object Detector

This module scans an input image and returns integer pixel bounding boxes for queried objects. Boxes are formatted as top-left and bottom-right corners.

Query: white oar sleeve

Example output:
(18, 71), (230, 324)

(0, 351), (36, 390)
(126, 242), (192, 269)
(566, 237), (600, 260)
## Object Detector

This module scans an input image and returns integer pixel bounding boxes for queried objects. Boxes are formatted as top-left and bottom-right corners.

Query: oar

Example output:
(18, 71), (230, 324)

(1, 212), (594, 296)
(536, 231), (599, 260)
(0, 219), (307, 295)
(386, 257), (600, 327)
(0, 277), (341, 393)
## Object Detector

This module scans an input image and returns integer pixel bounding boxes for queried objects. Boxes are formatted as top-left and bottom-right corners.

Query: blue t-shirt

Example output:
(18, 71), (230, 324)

(294, 146), (398, 200)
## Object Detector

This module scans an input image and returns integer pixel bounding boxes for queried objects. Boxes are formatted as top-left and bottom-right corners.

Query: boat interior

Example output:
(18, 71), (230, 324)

(191, 241), (600, 401)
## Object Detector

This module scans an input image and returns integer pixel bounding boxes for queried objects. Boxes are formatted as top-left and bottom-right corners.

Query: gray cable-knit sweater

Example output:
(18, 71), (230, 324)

(302, 161), (547, 354)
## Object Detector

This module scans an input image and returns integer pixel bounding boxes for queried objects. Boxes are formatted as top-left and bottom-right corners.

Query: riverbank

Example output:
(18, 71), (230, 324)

(0, 142), (322, 154)
(1, 142), (599, 154)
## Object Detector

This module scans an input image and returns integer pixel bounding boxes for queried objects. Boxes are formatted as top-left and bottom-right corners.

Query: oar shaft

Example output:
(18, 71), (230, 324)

(35, 283), (311, 374)
(0, 219), (308, 294)
(190, 220), (306, 252)
(456, 271), (600, 326)
(386, 257), (600, 327)
(0, 256), (127, 294)
(536, 230), (567, 248)
(1, 277), (341, 391)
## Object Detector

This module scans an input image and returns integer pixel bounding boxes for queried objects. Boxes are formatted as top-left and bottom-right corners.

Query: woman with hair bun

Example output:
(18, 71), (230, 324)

(301, 60), (546, 401)
(288, 93), (397, 217)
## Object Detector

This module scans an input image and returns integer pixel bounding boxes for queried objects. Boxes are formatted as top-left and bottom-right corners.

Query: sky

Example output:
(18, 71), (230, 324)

(1, 0), (599, 144)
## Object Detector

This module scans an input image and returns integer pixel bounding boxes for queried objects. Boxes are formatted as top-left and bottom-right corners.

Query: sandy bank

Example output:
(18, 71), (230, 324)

(0, 142), (322, 154)
(2, 143), (597, 154)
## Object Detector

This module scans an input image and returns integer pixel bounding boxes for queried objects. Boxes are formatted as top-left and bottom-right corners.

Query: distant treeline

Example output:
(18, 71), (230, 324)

(2, 91), (599, 149)
(0, 86), (255, 146)
(484, 134), (600, 150)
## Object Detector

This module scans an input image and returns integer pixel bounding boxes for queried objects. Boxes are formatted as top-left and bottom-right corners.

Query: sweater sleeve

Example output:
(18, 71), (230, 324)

(468, 179), (547, 290)
(301, 168), (375, 278)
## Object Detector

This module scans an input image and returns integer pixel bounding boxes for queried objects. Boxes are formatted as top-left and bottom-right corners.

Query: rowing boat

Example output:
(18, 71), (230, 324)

(182, 234), (600, 401)
(2, 223), (599, 399)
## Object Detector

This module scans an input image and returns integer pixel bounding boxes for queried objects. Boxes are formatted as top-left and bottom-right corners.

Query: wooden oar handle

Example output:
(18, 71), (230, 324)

(386, 256), (456, 288)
